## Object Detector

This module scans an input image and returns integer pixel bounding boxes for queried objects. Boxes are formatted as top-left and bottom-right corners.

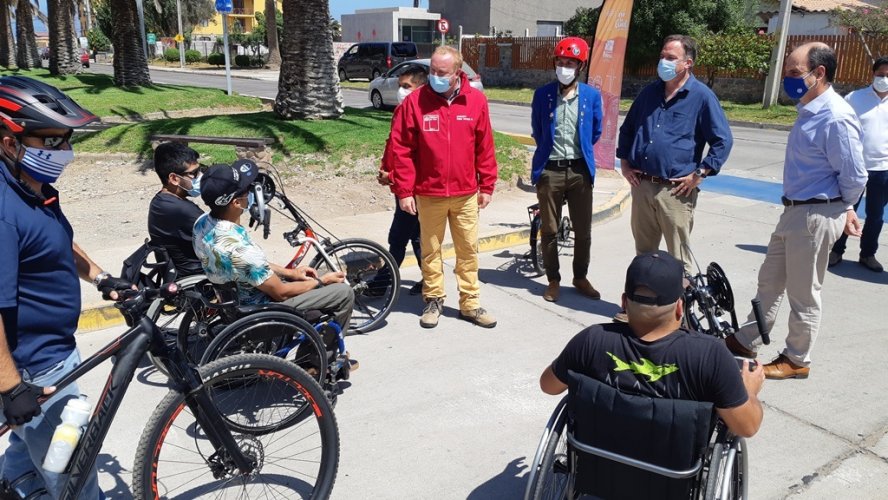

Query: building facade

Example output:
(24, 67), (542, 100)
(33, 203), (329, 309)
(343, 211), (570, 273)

(341, 7), (441, 43)
(192, 0), (282, 37)
(428, 0), (603, 37)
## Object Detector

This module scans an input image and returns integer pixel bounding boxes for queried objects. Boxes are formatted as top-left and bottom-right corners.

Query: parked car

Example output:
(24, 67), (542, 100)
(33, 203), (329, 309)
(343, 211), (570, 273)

(80, 49), (90, 68)
(338, 42), (418, 82)
(367, 59), (484, 110)
(40, 47), (49, 60)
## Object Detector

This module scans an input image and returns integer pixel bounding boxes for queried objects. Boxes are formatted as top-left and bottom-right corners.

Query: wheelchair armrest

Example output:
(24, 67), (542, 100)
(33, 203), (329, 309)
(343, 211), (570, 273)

(235, 303), (297, 317)
(566, 434), (703, 479)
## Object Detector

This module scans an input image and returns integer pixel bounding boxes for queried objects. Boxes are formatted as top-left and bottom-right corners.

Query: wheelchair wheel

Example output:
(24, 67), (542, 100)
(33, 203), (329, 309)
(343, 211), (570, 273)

(310, 238), (401, 333)
(526, 398), (569, 500)
(530, 215), (546, 277)
(558, 216), (572, 244)
(146, 275), (215, 377)
(703, 436), (747, 500)
(199, 311), (327, 386)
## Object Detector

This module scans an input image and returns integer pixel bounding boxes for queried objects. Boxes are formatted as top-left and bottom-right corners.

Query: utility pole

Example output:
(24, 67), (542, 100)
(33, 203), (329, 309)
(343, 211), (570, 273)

(223, 14), (232, 95)
(177, 0), (185, 68)
(762, 0), (793, 108)
(135, 0), (148, 59)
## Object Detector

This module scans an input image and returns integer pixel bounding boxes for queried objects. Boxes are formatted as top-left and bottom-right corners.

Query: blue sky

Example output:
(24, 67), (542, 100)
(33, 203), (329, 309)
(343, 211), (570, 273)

(31, 1), (420, 31)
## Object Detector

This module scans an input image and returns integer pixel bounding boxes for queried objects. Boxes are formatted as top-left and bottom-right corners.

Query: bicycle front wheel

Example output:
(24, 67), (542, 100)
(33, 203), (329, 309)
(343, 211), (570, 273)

(530, 215), (545, 277)
(310, 238), (401, 333)
(133, 354), (339, 500)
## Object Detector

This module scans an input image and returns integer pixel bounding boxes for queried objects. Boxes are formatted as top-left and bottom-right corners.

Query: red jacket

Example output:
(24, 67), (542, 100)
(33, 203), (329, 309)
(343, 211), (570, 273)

(390, 73), (498, 199)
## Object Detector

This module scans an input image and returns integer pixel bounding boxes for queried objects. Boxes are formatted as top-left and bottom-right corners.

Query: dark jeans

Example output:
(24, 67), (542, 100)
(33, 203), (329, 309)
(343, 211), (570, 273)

(832, 170), (888, 257)
(535, 161), (594, 283)
(370, 198), (421, 287)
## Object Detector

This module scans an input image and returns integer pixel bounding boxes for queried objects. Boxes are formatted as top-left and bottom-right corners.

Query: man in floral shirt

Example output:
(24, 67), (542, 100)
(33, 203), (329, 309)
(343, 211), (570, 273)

(192, 160), (354, 331)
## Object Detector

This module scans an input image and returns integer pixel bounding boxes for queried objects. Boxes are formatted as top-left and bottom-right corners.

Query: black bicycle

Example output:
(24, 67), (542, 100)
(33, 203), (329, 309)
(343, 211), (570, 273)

(0, 284), (339, 499)
(527, 202), (572, 276)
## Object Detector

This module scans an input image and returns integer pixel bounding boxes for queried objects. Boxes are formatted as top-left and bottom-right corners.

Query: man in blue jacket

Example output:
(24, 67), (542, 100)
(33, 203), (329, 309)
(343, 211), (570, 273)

(531, 37), (603, 302)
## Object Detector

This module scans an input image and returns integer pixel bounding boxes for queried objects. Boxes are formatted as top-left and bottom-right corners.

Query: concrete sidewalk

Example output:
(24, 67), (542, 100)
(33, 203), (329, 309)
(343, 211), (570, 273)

(77, 170), (630, 331)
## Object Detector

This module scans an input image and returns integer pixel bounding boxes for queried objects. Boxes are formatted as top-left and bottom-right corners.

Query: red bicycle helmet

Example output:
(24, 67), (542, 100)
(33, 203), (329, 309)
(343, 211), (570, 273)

(0, 76), (98, 135)
(554, 37), (589, 63)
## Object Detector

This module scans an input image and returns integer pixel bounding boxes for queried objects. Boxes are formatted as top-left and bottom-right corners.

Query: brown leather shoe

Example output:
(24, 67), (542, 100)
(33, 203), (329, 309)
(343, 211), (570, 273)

(763, 354), (809, 380)
(725, 335), (757, 358)
(543, 281), (560, 302)
(572, 278), (601, 300)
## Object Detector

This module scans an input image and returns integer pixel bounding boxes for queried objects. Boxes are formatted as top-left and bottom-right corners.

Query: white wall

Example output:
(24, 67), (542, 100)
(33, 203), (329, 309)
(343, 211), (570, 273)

(342, 11), (397, 42)
(768, 12), (845, 36)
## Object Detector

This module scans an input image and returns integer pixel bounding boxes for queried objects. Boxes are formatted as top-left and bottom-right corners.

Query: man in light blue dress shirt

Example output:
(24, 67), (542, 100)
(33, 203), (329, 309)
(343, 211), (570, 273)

(726, 42), (868, 380)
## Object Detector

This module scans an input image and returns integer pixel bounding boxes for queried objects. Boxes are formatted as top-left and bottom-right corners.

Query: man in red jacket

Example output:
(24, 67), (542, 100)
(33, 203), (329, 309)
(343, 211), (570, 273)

(390, 45), (499, 329)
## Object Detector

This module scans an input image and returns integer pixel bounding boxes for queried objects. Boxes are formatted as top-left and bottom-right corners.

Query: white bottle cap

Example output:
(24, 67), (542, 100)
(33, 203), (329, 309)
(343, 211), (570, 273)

(61, 397), (92, 427)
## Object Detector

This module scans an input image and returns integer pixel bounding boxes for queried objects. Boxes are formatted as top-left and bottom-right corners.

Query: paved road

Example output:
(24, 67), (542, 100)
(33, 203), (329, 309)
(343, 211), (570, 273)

(29, 187), (888, 499)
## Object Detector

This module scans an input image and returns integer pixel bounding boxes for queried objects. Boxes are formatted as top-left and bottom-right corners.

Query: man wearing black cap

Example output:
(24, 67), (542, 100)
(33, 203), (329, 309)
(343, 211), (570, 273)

(539, 251), (765, 438)
(192, 161), (356, 351)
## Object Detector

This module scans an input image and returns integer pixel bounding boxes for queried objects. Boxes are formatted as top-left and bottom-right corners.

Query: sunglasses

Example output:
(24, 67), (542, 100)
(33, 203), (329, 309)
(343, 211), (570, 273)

(27, 130), (73, 149)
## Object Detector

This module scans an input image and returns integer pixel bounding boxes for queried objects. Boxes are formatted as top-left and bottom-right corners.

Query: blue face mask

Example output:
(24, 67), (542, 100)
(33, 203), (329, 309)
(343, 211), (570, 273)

(782, 71), (813, 100)
(657, 58), (678, 82)
(429, 74), (452, 93)
(181, 174), (201, 197)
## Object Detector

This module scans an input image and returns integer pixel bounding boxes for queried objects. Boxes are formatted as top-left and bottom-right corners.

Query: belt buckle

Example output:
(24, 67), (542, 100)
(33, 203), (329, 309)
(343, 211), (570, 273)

(650, 175), (661, 184)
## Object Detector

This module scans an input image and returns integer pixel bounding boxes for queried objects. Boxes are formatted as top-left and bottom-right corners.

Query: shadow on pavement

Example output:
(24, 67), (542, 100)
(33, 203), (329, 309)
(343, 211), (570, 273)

(828, 262), (888, 285)
(467, 456), (529, 500)
(96, 453), (132, 499)
(735, 243), (768, 254)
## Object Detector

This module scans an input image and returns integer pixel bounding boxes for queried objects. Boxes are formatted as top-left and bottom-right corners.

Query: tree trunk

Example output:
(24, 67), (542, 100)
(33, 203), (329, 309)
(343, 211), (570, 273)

(48, 0), (81, 74)
(15, 0), (41, 69)
(265, 0), (281, 67)
(110, 0), (152, 87)
(275, 0), (343, 120)
(77, 0), (90, 35)
(0, 0), (15, 67)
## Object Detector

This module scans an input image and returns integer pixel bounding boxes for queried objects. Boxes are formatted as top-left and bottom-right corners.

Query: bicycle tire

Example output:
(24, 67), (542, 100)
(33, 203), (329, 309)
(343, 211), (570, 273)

(132, 353), (339, 500)
(530, 405), (569, 500)
(530, 215), (545, 277)
(310, 238), (401, 333)
(200, 311), (327, 385)
(703, 441), (725, 500)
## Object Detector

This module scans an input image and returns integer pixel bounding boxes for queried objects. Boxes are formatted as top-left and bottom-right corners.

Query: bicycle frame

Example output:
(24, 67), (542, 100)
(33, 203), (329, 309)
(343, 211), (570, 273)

(275, 192), (346, 281)
(0, 295), (256, 500)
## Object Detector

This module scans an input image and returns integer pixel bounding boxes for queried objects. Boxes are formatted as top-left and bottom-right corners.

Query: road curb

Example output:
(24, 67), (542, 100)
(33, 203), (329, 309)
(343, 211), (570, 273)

(78, 303), (126, 332)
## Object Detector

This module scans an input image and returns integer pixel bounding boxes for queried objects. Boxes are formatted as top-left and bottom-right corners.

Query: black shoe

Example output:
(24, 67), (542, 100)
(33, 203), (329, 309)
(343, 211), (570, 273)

(828, 251), (842, 268)
(409, 282), (422, 295)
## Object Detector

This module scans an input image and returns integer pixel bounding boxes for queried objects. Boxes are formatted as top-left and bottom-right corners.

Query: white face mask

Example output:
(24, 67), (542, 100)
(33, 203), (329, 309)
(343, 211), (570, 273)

(873, 75), (888, 93)
(397, 87), (413, 104)
(556, 66), (576, 86)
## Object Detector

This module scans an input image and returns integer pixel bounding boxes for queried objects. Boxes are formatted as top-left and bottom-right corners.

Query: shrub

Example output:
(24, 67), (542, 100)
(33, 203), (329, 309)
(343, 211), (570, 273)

(234, 54), (252, 67)
(184, 49), (202, 63)
(207, 52), (225, 66)
(250, 55), (265, 67)
(163, 48), (180, 62)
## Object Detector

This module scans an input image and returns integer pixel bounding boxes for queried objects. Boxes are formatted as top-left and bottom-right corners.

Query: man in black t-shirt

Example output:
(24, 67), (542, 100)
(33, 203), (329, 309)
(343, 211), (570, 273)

(540, 251), (765, 438)
(148, 142), (205, 277)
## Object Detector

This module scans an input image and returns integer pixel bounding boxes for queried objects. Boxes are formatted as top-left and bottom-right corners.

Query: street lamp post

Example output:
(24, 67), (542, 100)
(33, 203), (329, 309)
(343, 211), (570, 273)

(177, 0), (186, 68)
(135, 0), (148, 59)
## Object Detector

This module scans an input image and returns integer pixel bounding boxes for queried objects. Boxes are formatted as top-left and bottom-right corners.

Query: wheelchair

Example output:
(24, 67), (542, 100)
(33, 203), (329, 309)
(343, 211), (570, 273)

(525, 371), (747, 500)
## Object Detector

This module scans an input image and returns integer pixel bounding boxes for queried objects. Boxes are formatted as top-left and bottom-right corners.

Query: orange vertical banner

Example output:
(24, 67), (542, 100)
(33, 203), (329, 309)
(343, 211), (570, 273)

(587, 0), (634, 170)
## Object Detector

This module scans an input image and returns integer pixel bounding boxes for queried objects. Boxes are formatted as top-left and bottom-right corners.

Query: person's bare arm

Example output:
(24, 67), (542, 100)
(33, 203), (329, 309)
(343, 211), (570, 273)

(0, 312), (22, 392)
(716, 361), (765, 438)
(539, 366), (568, 395)
(72, 241), (104, 283)
(255, 273), (321, 302)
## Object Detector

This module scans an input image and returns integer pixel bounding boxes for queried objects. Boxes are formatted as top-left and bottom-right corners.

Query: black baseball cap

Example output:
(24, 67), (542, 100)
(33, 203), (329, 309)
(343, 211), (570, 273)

(624, 251), (684, 306)
(200, 159), (259, 207)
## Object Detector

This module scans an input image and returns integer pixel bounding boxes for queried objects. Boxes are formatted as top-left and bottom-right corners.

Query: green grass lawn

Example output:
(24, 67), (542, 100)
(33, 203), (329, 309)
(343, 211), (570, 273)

(74, 107), (528, 181)
(4, 69), (262, 118)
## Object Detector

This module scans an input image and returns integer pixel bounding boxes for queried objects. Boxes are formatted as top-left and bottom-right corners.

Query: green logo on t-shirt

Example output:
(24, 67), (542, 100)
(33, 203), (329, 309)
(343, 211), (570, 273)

(607, 352), (678, 382)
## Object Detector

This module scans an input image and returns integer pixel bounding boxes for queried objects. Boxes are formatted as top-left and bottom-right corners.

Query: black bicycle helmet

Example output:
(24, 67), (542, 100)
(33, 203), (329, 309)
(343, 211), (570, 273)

(0, 76), (98, 135)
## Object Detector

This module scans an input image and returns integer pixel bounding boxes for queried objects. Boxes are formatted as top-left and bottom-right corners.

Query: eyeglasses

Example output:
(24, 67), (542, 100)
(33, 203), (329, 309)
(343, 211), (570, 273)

(178, 170), (201, 179)
(29, 131), (73, 149)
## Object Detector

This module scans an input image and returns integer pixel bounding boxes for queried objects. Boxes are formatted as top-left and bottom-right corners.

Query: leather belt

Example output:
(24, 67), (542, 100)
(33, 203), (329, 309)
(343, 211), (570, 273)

(545, 158), (584, 170)
(781, 196), (842, 206)
(638, 172), (679, 185)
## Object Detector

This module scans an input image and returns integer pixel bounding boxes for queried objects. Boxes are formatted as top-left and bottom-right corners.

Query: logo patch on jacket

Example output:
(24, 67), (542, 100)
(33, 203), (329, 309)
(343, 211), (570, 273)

(423, 114), (440, 132)
(456, 115), (473, 122)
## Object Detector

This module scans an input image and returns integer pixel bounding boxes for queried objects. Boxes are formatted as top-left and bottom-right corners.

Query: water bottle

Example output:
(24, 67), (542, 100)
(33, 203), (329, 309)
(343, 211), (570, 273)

(42, 397), (91, 473)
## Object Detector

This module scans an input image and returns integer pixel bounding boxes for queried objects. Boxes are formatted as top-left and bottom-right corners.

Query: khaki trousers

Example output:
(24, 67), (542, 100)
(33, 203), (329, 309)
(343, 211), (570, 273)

(735, 203), (846, 366)
(415, 193), (480, 311)
(630, 179), (698, 272)
(536, 165), (594, 283)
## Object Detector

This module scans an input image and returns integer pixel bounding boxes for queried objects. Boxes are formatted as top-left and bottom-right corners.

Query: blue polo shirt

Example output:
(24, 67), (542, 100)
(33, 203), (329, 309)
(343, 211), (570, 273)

(0, 161), (79, 374)
(617, 74), (733, 179)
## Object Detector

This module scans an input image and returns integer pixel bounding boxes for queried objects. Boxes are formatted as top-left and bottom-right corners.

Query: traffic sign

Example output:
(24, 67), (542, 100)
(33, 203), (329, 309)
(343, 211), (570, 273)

(174, 34), (184, 43)
(147, 33), (156, 45)
(437, 19), (450, 34)
(215, 0), (232, 13)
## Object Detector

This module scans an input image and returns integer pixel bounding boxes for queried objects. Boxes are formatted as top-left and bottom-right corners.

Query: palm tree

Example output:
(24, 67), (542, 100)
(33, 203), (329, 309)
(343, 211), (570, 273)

(47, 0), (81, 74)
(0, 0), (15, 67)
(264, 0), (281, 66)
(109, 0), (152, 86)
(274, 0), (342, 119)
(15, 0), (41, 69)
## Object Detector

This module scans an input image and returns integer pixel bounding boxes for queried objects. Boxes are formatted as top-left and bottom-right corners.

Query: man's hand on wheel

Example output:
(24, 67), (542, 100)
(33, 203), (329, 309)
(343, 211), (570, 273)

(96, 275), (134, 301)
(321, 271), (346, 285)
(1, 381), (55, 427)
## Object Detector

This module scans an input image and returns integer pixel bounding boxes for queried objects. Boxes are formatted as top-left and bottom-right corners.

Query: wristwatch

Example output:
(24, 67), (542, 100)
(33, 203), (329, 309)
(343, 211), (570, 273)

(92, 271), (110, 288)
(694, 168), (708, 179)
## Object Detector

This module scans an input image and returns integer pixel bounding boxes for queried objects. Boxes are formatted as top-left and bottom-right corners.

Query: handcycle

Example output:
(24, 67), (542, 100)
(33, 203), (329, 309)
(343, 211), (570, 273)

(249, 164), (401, 333)
(527, 201), (573, 276)
(0, 283), (339, 499)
